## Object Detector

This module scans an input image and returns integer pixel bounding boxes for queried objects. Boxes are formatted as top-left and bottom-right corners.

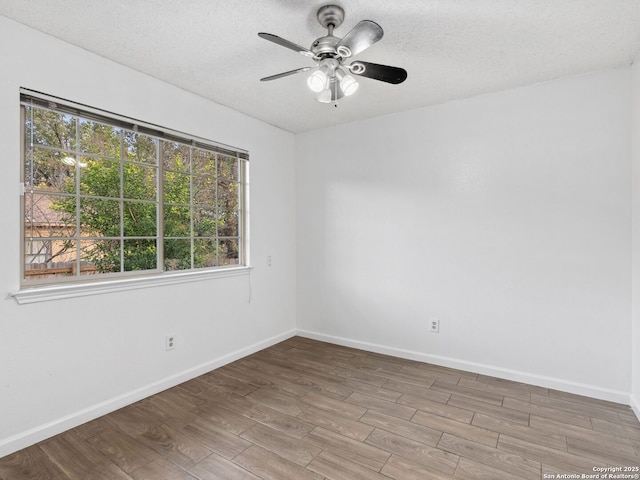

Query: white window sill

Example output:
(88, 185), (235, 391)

(11, 266), (252, 305)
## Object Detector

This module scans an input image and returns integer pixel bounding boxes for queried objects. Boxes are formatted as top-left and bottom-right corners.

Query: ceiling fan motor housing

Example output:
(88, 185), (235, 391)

(311, 35), (340, 58)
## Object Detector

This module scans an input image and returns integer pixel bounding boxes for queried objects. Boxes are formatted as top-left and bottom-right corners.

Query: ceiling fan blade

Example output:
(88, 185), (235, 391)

(336, 20), (383, 58)
(350, 61), (407, 84)
(258, 32), (314, 57)
(260, 67), (312, 82)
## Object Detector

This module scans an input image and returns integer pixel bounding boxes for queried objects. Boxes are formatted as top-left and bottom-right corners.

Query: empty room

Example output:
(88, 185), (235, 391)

(1, 1), (640, 479)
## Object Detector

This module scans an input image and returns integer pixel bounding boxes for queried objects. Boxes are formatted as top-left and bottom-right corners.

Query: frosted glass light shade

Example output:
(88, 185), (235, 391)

(316, 88), (332, 103)
(307, 70), (327, 92)
(340, 74), (359, 96)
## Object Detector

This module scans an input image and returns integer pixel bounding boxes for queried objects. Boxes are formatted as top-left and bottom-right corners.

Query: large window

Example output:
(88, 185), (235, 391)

(21, 91), (248, 287)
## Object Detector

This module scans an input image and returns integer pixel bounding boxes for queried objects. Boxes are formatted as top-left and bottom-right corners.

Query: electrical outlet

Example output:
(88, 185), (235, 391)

(430, 319), (440, 333)
(165, 333), (176, 351)
(267, 255), (272, 267)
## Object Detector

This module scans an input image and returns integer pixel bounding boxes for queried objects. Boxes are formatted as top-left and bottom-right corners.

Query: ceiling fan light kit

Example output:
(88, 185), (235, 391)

(258, 4), (407, 105)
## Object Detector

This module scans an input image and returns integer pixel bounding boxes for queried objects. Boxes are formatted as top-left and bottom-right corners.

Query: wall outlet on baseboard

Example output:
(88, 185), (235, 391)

(166, 333), (177, 351)
(430, 319), (440, 333)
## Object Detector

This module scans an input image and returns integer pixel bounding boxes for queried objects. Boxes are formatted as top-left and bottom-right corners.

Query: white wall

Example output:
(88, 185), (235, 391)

(632, 58), (640, 418)
(0, 17), (296, 456)
(296, 68), (632, 402)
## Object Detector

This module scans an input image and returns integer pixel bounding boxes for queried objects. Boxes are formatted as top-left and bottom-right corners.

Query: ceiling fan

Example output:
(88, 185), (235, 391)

(258, 4), (407, 104)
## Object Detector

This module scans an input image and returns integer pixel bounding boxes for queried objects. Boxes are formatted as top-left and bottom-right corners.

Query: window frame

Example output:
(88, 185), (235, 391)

(16, 89), (250, 301)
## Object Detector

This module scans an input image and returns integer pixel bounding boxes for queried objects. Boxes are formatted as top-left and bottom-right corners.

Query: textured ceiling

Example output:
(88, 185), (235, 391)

(1, 0), (639, 133)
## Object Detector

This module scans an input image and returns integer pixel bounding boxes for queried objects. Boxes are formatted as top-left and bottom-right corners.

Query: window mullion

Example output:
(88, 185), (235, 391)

(157, 140), (164, 273)
(215, 153), (220, 267)
(75, 117), (82, 278)
(120, 130), (125, 273)
(239, 155), (247, 267)
(190, 147), (195, 270)
(20, 105), (29, 282)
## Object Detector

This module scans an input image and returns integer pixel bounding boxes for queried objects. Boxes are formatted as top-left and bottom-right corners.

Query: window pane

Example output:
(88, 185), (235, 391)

(164, 205), (191, 237)
(124, 131), (157, 165)
(164, 171), (191, 204)
(82, 239), (120, 274)
(26, 147), (76, 193)
(164, 239), (191, 271)
(24, 239), (76, 280)
(25, 193), (75, 239)
(27, 107), (77, 150)
(79, 158), (120, 197)
(124, 239), (157, 271)
(193, 207), (217, 237)
(219, 238), (240, 266)
(192, 150), (216, 176)
(194, 238), (218, 268)
(25, 239), (53, 269)
(218, 210), (239, 237)
(123, 201), (156, 237)
(193, 174), (216, 207)
(162, 142), (190, 172)
(79, 198), (121, 237)
(218, 154), (238, 181)
(79, 119), (122, 158)
(124, 164), (157, 200)
(216, 180), (239, 210)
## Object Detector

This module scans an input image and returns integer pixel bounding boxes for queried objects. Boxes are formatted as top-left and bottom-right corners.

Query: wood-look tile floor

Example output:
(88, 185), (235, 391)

(2, 336), (639, 479)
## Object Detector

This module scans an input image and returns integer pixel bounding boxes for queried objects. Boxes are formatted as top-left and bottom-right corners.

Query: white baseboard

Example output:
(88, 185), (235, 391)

(0, 329), (296, 458)
(297, 329), (632, 406)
